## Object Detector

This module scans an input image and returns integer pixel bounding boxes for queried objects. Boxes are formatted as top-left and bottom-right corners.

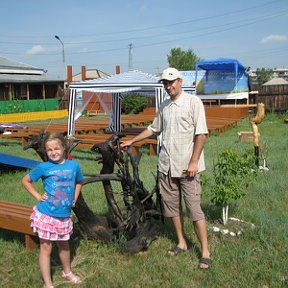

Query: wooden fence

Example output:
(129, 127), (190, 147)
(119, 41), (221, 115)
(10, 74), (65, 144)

(252, 84), (288, 112)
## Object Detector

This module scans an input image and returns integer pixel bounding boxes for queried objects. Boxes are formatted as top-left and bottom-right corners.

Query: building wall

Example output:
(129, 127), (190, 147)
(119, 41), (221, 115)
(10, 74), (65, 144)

(83, 92), (112, 113)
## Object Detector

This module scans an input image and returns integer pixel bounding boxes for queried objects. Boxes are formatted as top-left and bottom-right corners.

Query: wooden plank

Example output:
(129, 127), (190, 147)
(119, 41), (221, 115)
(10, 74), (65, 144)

(0, 201), (38, 250)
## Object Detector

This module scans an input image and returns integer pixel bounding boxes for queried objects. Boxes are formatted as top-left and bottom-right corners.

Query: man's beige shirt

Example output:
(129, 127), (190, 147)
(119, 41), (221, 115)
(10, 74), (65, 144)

(148, 92), (208, 177)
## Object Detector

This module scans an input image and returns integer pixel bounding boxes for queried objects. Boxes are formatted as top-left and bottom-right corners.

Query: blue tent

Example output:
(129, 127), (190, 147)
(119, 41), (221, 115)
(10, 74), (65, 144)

(196, 57), (246, 72)
(195, 58), (249, 98)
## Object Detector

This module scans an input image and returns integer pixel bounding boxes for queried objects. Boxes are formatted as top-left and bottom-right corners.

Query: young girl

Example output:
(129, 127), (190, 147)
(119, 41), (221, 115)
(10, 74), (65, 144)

(22, 132), (83, 288)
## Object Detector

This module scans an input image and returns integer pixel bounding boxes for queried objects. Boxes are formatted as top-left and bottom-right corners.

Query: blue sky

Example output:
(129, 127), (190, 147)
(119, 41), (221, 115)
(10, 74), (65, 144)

(1, 0), (287, 78)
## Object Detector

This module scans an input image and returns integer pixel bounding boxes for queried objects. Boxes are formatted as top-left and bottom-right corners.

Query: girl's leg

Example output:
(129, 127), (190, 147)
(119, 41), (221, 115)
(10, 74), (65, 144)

(56, 240), (71, 274)
(39, 239), (53, 287)
(57, 240), (82, 284)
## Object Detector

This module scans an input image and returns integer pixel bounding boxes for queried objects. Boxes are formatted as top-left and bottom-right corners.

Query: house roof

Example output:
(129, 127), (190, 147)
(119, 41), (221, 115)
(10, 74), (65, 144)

(72, 69), (110, 82)
(0, 73), (63, 83)
(0, 56), (44, 74)
(0, 56), (63, 83)
(263, 77), (288, 86)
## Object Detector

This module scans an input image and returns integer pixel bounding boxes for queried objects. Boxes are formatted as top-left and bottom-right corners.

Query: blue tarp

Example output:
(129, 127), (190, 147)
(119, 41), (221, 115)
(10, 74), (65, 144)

(195, 58), (249, 95)
(196, 57), (246, 72)
(0, 153), (40, 172)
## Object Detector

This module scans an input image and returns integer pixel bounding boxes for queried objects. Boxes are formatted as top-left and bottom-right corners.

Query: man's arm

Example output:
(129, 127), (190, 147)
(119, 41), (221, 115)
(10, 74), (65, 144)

(187, 134), (207, 177)
(120, 127), (154, 149)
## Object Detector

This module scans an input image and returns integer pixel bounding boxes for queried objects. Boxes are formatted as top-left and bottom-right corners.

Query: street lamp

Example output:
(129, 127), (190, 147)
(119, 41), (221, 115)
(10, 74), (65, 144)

(54, 35), (66, 79)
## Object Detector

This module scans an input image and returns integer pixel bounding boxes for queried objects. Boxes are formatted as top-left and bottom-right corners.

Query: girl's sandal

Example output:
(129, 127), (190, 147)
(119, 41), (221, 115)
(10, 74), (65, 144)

(62, 271), (82, 285)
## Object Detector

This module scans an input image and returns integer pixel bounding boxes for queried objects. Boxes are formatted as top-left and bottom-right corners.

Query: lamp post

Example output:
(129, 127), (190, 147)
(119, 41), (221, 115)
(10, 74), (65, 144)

(54, 35), (66, 79)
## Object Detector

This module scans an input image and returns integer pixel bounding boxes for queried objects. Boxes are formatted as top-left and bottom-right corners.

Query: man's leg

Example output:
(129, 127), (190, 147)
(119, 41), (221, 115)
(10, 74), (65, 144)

(159, 171), (187, 254)
(171, 215), (187, 251)
(181, 175), (211, 267)
(193, 219), (211, 268)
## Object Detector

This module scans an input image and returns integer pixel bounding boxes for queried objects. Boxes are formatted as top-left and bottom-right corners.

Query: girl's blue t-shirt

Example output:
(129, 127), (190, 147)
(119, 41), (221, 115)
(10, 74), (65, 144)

(29, 160), (84, 218)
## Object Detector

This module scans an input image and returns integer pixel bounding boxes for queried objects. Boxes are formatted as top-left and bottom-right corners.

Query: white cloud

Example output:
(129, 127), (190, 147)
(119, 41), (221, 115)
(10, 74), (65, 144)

(26, 45), (46, 55)
(261, 35), (288, 44)
(78, 47), (88, 53)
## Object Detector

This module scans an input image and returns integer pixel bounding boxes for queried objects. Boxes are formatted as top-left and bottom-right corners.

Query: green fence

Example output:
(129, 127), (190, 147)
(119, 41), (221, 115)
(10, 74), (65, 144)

(0, 99), (59, 114)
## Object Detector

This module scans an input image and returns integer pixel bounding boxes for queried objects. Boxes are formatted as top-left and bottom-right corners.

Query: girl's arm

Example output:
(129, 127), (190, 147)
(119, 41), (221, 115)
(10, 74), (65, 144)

(74, 182), (82, 205)
(22, 174), (47, 202)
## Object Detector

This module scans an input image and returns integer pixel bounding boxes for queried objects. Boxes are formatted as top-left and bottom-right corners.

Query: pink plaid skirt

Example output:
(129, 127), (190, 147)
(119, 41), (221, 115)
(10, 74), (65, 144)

(30, 206), (73, 241)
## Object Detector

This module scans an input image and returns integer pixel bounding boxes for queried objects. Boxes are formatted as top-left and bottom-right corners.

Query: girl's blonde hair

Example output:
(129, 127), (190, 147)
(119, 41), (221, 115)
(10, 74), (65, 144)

(43, 132), (68, 157)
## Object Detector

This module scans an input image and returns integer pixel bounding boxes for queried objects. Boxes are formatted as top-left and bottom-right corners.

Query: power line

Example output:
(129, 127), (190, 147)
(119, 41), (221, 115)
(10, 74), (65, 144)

(0, 0), (285, 40)
(1, 8), (287, 57)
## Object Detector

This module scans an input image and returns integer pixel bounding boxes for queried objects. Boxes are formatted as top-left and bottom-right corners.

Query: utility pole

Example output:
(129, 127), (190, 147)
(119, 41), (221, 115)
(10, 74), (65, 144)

(128, 43), (133, 71)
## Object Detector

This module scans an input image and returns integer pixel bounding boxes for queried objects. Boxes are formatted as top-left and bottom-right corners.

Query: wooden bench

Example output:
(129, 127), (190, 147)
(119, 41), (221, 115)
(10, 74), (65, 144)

(140, 107), (156, 115)
(205, 107), (250, 119)
(0, 201), (38, 250)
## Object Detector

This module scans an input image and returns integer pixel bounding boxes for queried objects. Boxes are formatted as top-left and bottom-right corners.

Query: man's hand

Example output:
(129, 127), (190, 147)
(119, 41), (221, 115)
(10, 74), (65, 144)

(120, 140), (133, 150)
(186, 160), (198, 177)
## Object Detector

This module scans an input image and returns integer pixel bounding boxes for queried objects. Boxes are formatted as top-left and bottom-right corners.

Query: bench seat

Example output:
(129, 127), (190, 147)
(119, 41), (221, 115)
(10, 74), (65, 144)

(0, 201), (37, 250)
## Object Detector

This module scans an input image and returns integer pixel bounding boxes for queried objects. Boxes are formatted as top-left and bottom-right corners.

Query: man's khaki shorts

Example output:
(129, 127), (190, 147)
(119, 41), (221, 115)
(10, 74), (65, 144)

(159, 171), (205, 221)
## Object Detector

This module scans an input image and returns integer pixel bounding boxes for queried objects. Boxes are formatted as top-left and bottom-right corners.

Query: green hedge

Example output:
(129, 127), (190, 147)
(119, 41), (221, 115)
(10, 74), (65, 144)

(0, 99), (58, 114)
(121, 94), (148, 114)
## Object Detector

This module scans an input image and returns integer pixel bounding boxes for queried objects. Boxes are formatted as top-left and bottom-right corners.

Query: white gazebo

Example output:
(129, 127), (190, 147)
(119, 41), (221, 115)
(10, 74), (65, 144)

(67, 70), (166, 136)
(67, 69), (197, 136)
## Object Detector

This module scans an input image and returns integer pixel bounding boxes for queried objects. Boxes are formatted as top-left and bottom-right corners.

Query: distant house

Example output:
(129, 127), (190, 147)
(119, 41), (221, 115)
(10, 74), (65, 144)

(67, 66), (112, 114)
(72, 68), (110, 82)
(249, 67), (288, 86)
(0, 56), (64, 101)
(262, 77), (288, 86)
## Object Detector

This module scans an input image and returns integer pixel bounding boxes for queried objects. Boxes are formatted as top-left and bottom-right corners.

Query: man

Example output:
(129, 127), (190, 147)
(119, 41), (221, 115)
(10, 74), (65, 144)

(120, 68), (211, 269)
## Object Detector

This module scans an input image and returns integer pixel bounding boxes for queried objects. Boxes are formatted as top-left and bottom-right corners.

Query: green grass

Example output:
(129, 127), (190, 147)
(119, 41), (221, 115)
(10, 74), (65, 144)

(0, 113), (288, 287)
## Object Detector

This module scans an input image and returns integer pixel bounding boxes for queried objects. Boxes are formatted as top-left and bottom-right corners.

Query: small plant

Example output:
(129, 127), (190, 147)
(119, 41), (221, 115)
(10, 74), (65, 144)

(206, 148), (258, 225)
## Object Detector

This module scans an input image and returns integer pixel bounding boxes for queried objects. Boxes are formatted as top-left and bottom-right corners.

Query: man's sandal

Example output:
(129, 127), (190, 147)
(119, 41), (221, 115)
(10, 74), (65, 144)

(168, 246), (187, 256)
(199, 257), (211, 270)
(62, 271), (82, 284)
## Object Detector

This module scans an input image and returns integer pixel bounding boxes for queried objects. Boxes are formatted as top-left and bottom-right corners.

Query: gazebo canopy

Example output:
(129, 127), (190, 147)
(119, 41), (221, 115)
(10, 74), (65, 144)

(196, 57), (246, 72)
(69, 70), (162, 93)
(67, 70), (165, 136)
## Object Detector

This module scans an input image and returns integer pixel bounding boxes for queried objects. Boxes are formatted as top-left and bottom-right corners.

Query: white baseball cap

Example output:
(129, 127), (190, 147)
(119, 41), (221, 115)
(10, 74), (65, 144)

(159, 68), (181, 82)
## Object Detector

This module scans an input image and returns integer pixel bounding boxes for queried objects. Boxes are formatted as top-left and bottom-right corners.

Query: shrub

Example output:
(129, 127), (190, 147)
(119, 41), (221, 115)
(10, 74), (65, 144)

(121, 94), (148, 114)
(205, 148), (258, 224)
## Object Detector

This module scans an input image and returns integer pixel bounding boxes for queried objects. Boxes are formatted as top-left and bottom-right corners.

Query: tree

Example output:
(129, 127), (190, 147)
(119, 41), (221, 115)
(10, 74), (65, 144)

(255, 68), (273, 85)
(206, 148), (257, 225)
(167, 48), (201, 70)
